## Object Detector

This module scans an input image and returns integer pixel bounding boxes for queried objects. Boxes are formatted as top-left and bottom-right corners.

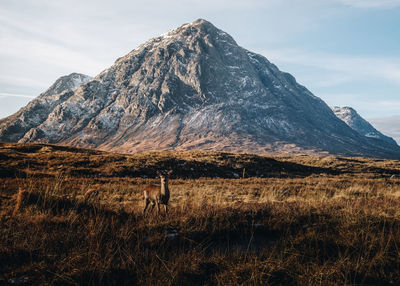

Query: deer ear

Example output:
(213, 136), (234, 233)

(167, 170), (173, 176)
(156, 170), (161, 176)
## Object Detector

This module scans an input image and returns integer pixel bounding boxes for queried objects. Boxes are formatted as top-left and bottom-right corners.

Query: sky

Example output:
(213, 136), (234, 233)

(0, 0), (399, 140)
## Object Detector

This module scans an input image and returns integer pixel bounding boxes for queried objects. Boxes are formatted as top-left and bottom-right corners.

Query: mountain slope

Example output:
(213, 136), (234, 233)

(331, 106), (397, 146)
(1, 19), (399, 158)
(0, 73), (91, 142)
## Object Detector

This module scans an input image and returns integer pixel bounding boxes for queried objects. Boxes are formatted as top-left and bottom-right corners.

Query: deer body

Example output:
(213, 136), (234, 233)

(143, 173), (170, 215)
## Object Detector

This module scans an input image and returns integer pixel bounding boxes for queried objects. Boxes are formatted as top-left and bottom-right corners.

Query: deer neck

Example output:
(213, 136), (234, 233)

(161, 180), (169, 196)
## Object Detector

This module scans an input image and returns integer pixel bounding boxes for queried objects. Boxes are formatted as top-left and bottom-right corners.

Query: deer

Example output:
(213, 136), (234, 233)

(143, 170), (172, 215)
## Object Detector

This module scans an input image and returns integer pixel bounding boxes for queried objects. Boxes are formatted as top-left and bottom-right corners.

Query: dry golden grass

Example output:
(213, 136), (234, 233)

(1, 143), (400, 285)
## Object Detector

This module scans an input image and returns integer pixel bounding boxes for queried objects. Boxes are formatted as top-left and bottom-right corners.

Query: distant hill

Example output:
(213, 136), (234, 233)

(331, 106), (397, 146)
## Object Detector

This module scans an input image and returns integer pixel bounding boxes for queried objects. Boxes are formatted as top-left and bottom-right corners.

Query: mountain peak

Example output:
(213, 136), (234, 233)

(331, 106), (397, 146)
(332, 106), (356, 114)
(45, 73), (92, 96)
(0, 72), (91, 142)
(129, 18), (235, 54)
(187, 18), (218, 31)
(191, 18), (211, 25)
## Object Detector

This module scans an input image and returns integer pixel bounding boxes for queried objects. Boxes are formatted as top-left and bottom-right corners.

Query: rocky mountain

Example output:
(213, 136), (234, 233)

(331, 106), (397, 146)
(1, 19), (400, 158)
(0, 73), (91, 142)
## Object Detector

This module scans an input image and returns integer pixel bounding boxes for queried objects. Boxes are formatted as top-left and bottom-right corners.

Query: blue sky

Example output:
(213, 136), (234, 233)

(0, 0), (399, 124)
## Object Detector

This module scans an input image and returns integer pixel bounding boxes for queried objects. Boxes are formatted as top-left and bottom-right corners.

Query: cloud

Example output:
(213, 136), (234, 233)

(0, 93), (36, 99)
(0, 74), (51, 91)
(376, 100), (400, 111)
(335, 0), (400, 8)
(255, 48), (400, 118)
(258, 48), (400, 87)
(318, 94), (400, 118)
(0, 16), (109, 76)
(369, 116), (400, 144)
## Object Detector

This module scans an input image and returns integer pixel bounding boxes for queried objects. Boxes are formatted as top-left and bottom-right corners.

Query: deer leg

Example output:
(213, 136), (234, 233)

(164, 204), (168, 214)
(143, 199), (150, 215)
(157, 201), (161, 213)
(150, 202), (156, 212)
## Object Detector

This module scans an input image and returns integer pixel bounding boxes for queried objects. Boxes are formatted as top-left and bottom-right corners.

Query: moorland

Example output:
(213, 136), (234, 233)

(1, 142), (400, 285)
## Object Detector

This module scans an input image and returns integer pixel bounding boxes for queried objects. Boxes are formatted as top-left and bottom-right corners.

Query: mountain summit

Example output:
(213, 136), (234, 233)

(0, 73), (91, 142)
(1, 19), (399, 158)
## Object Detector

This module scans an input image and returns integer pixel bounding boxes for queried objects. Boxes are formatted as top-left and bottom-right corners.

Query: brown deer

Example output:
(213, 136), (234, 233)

(143, 171), (172, 215)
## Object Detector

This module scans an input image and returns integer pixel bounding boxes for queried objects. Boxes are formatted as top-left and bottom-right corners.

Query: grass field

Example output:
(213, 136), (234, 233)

(1, 142), (400, 285)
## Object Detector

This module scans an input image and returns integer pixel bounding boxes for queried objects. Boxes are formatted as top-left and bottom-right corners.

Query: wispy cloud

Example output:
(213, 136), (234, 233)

(0, 20), (105, 76)
(377, 100), (400, 110)
(258, 48), (400, 87)
(256, 49), (400, 118)
(318, 93), (400, 118)
(0, 92), (36, 99)
(369, 116), (400, 144)
(336, 0), (400, 8)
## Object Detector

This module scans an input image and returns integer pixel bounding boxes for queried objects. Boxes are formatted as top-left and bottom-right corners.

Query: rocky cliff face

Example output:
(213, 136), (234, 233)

(1, 19), (399, 158)
(331, 106), (397, 146)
